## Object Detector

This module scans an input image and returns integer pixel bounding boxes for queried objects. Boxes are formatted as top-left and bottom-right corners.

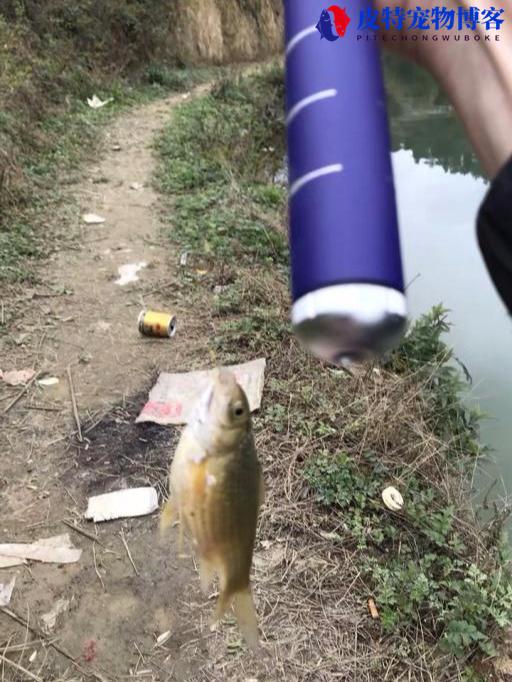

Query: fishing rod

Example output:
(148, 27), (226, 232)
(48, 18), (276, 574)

(284, 0), (407, 363)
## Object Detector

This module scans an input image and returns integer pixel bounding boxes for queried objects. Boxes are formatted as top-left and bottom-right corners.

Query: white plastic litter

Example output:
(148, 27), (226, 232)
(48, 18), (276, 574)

(37, 377), (59, 387)
(129, 182), (144, 191)
(87, 94), (113, 109)
(82, 213), (106, 225)
(41, 598), (69, 632)
(115, 262), (147, 286)
(85, 487), (159, 522)
(156, 630), (172, 646)
(381, 486), (404, 511)
(0, 576), (16, 606)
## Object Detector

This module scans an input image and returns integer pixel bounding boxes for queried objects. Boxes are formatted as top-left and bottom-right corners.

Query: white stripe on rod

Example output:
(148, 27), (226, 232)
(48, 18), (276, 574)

(286, 25), (317, 55)
(286, 89), (337, 125)
(290, 164), (344, 198)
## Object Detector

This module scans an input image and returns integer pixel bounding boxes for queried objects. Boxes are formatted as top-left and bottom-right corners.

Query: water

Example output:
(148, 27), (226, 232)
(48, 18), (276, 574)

(384, 55), (512, 502)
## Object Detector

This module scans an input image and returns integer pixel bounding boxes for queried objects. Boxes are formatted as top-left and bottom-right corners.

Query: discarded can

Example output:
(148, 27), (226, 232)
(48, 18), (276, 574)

(138, 310), (177, 338)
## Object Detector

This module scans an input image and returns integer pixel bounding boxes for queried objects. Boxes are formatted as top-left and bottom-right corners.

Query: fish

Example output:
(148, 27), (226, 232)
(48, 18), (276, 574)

(316, 9), (340, 42)
(160, 369), (264, 650)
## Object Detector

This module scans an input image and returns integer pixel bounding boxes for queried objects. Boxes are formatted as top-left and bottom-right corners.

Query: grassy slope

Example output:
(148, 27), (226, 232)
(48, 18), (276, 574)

(156, 66), (512, 680)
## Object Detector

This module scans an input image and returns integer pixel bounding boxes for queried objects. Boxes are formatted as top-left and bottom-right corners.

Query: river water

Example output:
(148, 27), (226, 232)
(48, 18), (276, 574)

(384, 55), (512, 505)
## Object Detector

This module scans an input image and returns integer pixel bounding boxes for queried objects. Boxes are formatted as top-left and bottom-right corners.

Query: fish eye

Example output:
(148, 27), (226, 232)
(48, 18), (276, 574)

(232, 402), (245, 418)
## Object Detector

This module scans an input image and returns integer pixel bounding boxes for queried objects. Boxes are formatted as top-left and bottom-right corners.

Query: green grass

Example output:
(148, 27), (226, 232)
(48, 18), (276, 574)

(156, 66), (512, 680)
(157, 65), (288, 267)
(0, 61), (216, 282)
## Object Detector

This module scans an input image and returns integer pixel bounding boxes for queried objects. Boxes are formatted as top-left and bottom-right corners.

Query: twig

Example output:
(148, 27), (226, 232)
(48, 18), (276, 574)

(3, 371), (42, 415)
(0, 640), (43, 654)
(66, 366), (82, 442)
(119, 530), (139, 576)
(62, 520), (106, 549)
(0, 652), (42, 682)
(26, 405), (62, 413)
(83, 408), (112, 436)
(92, 543), (105, 591)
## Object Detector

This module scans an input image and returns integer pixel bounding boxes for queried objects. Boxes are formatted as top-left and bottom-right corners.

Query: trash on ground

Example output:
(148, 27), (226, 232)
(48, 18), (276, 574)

(115, 262), (147, 286)
(29, 651), (37, 663)
(37, 377), (59, 387)
(0, 576), (16, 606)
(129, 182), (144, 191)
(138, 310), (177, 338)
(0, 534), (82, 565)
(381, 486), (404, 511)
(41, 597), (69, 632)
(82, 213), (106, 225)
(155, 630), (172, 646)
(85, 487), (159, 523)
(179, 252), (188, 266)
(87, 94), (113, 109)
(0, 369), (36, 386)
(112, 144), (122, 152)
(367, 598), (379, 620)
(137, 358), (266, 426)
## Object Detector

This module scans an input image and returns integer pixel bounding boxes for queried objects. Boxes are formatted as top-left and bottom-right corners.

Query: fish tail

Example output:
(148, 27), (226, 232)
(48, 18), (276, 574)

(213, 587), (234, 623)
(159, 498), (175, 535)
(233, 587), (259, 651)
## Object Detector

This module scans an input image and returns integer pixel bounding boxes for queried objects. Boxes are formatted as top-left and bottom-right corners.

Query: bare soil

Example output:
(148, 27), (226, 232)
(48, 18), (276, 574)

(0, 87), (225, 681)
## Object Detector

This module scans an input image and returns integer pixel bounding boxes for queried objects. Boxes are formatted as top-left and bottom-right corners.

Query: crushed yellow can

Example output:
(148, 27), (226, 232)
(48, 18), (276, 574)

(138, 310), (177, 338)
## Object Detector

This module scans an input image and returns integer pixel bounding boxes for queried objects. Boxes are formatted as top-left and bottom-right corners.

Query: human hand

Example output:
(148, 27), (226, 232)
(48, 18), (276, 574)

(372, 0), (512, 177)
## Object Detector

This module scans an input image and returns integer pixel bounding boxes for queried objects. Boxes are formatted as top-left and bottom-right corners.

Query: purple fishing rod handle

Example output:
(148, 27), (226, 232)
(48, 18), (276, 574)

(284, 0), (405, 301)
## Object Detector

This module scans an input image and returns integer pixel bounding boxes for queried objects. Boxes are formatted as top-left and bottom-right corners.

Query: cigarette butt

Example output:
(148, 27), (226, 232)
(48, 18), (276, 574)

(368, 598), (379, 620)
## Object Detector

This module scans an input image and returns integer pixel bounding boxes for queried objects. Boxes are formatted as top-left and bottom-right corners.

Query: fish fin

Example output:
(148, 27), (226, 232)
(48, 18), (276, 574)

(213, 589), (234, 624)
(199, 558), (216, 594)
(233, 587), (259, 651)
(159, 498), (175, 535)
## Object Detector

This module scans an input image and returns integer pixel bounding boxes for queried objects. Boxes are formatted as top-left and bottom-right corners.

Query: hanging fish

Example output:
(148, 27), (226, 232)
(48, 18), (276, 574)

(160, 369), (264, 650)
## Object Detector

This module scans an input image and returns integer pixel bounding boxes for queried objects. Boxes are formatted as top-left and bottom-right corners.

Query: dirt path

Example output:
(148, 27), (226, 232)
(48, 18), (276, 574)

(1, 87), (217, 681)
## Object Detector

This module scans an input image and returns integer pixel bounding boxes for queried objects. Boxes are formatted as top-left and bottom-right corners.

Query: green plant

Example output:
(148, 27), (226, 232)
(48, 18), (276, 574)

(156, 66), (512, 678)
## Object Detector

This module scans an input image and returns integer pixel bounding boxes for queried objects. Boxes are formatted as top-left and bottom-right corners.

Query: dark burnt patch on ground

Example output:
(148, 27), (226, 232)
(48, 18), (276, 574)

(63, 392), (179, 497)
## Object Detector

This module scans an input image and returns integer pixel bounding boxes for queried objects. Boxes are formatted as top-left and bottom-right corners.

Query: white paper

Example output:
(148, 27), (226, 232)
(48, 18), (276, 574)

(0, 534), (81, 565)
(85, 487), (158, 522)
(82, 213), (106, 225)
(136, 358), (266, 426)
